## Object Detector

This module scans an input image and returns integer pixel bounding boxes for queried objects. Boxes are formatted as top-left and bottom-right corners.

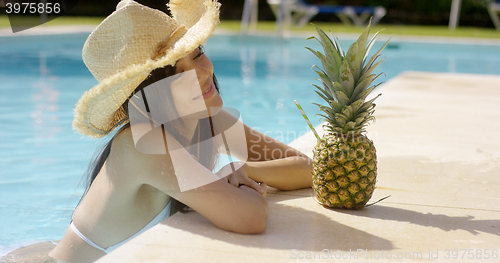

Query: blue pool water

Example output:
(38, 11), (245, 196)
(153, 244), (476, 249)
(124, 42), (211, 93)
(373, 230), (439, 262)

(1, 32), (500, 250)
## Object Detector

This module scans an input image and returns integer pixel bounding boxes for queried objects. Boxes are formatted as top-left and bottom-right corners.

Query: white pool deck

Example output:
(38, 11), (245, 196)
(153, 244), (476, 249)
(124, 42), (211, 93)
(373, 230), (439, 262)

(2, 25), (500, 262)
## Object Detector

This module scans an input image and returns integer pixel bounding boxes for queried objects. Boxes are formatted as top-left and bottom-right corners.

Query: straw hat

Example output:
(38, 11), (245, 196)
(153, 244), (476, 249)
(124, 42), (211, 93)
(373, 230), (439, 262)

(73, 0), (220, 138)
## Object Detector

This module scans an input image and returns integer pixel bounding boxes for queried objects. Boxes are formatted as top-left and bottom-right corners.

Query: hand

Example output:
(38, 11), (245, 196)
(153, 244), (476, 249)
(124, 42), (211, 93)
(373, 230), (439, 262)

(217, 162), (266, 195)
(240, 183), (267, 198)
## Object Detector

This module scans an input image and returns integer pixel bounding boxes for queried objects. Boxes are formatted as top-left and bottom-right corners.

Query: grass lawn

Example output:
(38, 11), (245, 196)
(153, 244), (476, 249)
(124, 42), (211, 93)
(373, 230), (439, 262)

(220, 20), (500, 39)
(1, 15), (499, 39)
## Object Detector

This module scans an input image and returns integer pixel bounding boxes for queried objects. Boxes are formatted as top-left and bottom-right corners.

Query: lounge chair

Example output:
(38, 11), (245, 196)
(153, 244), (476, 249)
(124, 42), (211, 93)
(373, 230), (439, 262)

(267, 0), (319, 27)
(488, 0), (500, 30)
(241, 0), (312, 34)
(267, 0), (386, 26)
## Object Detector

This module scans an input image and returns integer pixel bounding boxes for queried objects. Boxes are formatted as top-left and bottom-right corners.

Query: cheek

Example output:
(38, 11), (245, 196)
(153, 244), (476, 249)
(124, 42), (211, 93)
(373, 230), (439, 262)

(170, 87), (184, 110)
(202, 58), (214, 75)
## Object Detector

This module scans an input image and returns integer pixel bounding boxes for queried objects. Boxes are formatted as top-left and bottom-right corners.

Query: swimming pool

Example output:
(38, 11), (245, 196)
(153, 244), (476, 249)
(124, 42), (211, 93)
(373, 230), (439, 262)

(1, 32), (500, 252)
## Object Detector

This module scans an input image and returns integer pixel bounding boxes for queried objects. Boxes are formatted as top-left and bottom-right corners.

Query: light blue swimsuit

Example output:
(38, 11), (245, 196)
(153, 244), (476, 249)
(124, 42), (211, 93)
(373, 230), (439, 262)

(70, 201), (171, 253)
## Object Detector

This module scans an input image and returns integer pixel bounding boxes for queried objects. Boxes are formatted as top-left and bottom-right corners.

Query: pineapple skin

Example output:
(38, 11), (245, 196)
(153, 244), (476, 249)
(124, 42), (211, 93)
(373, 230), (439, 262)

(312, 133), (377, 209)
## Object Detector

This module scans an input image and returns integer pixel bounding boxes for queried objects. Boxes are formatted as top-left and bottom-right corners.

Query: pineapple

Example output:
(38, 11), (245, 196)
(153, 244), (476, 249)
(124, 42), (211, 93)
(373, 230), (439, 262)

(306, 22), (389, 209)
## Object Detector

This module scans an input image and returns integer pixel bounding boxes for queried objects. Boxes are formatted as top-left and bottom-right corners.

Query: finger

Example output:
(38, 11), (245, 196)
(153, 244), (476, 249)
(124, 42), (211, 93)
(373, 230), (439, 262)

(260, 182), (268, 197)
(227, 176), (239, 187)
(241, 178), (264, 194)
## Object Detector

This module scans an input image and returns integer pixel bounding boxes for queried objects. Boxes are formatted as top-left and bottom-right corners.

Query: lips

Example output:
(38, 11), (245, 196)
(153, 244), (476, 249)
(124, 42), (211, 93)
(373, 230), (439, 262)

(193, 81), (215, 100)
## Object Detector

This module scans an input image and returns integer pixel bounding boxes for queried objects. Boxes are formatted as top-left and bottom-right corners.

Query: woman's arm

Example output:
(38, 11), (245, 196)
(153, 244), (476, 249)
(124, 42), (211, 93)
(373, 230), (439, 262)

(215, 109), (313, 190)
(243, 126), (313, 190)
(244, 156), (312, 191)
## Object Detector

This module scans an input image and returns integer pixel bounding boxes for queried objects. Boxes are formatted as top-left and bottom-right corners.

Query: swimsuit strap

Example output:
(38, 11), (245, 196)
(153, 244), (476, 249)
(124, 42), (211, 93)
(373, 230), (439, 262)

(70, 221), (107, 252)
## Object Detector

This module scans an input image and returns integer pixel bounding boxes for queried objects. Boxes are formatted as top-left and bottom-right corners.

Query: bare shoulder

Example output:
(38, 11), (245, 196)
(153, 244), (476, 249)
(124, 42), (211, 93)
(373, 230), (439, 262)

(106, 126), (143, 185)
(111, 124), (141, 153)
(108, 124), (177, 188)
(1, 242), (62, 263)
(112, 124), (172, 158)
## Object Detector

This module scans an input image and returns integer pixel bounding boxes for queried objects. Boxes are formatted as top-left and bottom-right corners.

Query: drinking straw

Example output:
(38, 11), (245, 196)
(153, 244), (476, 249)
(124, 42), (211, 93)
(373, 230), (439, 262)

(294, 100), (320, 141)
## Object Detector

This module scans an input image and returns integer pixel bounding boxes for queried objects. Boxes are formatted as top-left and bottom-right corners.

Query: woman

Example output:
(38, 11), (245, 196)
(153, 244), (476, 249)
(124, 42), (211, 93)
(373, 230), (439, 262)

(1, 1), (312, 262)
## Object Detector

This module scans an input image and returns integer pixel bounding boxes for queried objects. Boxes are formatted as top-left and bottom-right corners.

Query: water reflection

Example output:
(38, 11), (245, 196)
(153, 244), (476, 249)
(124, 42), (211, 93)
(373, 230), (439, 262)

(31, 51), (61, 144)
(240, 43), (256, 85)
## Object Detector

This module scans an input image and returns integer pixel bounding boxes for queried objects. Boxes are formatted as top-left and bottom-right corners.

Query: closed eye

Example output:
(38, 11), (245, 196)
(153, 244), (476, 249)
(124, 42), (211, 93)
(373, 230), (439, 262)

(194, 47), (205, 59)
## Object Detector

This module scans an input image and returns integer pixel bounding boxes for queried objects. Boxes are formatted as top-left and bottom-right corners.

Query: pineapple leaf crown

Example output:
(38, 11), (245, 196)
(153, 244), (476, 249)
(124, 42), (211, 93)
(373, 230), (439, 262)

(306, 21), (390, 135)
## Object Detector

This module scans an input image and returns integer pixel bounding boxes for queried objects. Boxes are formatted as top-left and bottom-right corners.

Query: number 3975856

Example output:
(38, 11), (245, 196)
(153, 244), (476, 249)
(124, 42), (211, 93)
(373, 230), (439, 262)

(5, 3), (61, 14)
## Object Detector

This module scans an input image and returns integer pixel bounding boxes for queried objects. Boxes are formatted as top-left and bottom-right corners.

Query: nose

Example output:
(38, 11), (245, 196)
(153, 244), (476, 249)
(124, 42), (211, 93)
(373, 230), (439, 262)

(193, 59), (213, 87)
(195, 66), (209, 85)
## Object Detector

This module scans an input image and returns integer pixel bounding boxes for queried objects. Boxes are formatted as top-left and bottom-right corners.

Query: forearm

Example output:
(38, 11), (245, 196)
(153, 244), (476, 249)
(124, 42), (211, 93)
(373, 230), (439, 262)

(221, 185), (268, 233)
(179, 181), (268, 234)
(244, 156), (313, 191)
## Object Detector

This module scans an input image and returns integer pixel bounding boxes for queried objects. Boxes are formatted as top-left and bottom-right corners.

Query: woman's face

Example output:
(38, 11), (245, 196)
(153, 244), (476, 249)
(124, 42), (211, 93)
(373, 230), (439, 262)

(170, 47), (223, 120)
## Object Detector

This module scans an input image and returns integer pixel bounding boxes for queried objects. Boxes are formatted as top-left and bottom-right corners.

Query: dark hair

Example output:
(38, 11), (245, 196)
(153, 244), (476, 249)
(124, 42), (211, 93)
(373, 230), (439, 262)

(80, 65), (221, 215)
